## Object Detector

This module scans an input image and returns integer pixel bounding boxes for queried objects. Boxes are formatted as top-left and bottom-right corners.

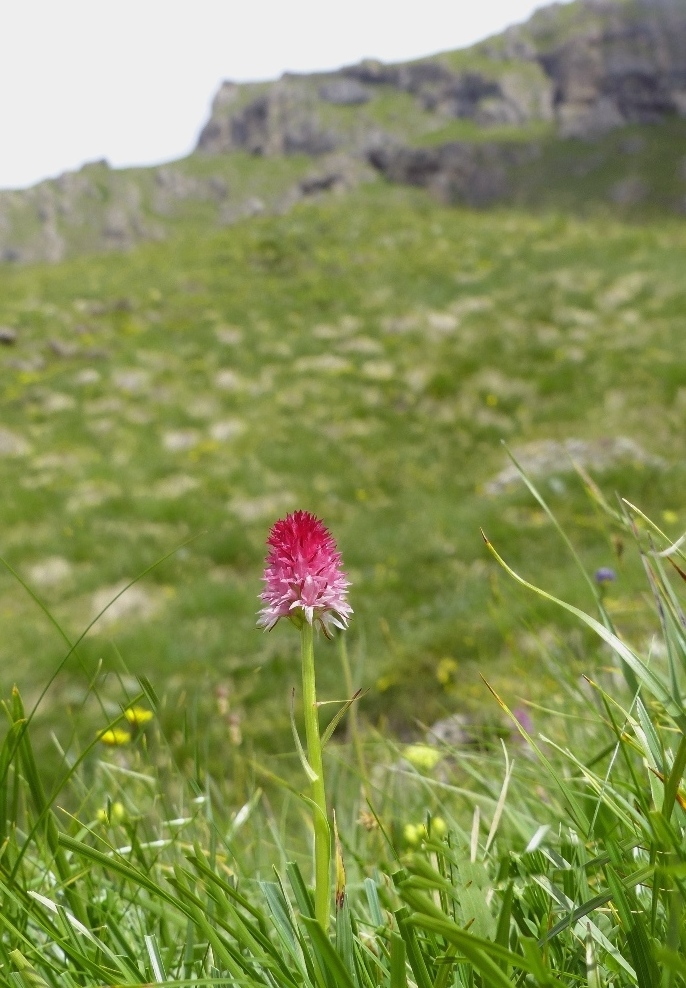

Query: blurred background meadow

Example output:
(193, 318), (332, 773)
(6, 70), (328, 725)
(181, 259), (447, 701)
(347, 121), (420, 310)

(1, 0), (686, 776)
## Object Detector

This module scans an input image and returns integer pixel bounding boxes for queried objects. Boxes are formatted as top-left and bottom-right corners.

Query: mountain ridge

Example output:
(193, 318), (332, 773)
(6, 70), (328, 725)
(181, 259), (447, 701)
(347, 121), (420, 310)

(2, 0), (686, 264)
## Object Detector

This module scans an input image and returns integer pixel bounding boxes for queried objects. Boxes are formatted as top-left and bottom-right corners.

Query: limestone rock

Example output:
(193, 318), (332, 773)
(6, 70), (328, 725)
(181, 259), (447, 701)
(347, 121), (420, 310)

(3, 0), (686, 264)
(0, 428), (30, 457)
(196, 57), (554, 163)
(197, 80), (338, 156)
(609, 174), (649, 204)
(426, 714), (471, 747)
(319, 79), (370, 105)
(485, 436), (663, 496)
(0, 160), (163, 264)
(299, 172), (343, 195)
(28, 557), (73, 588)
(368, 141), (536, 207)
(529, 0), (686, 137)
(90, 581), (164, 631)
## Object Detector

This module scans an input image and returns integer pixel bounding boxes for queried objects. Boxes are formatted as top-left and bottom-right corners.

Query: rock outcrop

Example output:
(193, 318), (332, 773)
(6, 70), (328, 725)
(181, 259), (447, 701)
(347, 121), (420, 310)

(502, 0), (686, 137)
(367, 141), (539, 207)
(3, 0), (686, 263)
(196, 61), (554, 160)
(197, 79), (340, 156)
(0, 161), (165, 264)
(342, 59), (554, 126)
(196, 0), (686, 159)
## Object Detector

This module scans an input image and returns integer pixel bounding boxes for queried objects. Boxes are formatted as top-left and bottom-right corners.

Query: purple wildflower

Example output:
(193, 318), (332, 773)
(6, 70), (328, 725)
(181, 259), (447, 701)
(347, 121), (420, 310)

(595, 567), (616, 585)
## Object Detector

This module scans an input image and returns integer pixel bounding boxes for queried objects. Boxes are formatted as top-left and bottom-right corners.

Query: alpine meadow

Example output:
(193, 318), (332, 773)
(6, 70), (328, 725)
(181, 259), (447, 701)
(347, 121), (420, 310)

(1, 1), (686, 985)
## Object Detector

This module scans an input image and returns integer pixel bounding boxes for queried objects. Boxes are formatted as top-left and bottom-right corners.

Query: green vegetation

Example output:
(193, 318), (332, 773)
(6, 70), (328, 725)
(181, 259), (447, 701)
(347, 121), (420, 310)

(0, 181), (685, 761)
(413, 118), (554, 146)
(2, 4), (685, 976)
(411, 118), (686, 221)
(1, 486), (686, 985)
(1, 50), (686, 972)
(507, 121), (686, 217)
(7, 115), (686, 266)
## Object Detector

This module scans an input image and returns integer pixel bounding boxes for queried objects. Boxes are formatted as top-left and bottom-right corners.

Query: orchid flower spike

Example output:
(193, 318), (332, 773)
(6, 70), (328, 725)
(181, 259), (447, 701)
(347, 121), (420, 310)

(258, 510), (352, 637)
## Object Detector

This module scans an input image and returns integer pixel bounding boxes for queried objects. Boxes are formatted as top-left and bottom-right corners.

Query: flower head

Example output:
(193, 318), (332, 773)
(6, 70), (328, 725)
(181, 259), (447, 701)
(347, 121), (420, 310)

(595, 567), (616, 585)
(98, 728), (130, 746)
(124, 705), (154, 728)
(513, 706), (534, 735)
(258, 510), (352, 636)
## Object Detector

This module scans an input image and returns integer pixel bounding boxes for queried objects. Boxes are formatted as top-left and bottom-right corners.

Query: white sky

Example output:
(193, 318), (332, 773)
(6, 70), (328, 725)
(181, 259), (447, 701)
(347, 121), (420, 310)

(1, 1), (565, 191)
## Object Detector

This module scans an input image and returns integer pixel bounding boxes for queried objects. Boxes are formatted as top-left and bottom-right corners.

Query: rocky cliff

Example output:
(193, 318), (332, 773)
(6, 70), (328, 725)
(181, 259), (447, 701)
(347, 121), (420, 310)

(2, 0), (686, 264)
(197, 0), (686, 157)
(196, 60), (554, 159)
(513, 0), (686, 137)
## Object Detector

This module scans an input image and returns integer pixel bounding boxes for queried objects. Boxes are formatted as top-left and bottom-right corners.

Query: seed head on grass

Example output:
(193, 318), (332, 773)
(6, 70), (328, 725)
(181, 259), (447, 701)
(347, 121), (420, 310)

(404, 744), (442, 772)
(258, 510), (352, 636)
(96, 802), (126, 825)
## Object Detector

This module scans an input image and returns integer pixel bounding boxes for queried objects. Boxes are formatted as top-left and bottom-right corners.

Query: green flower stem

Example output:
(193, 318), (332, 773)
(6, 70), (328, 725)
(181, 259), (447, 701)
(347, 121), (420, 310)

(300, 620), (331, 930)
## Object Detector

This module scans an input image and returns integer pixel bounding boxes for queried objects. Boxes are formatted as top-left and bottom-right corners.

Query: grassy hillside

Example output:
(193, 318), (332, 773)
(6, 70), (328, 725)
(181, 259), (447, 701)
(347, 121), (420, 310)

(411, 120), (686, 218)
(0, 153), (319, 262)
(0, 180), (684, 760)
(5, 116), (686, 266)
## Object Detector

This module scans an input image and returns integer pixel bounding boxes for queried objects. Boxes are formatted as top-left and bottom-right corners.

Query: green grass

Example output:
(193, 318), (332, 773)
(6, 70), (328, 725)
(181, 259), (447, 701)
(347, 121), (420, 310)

(1, 487), (686, 985)
(413, 119), (555, 145)
(0, 181), (685, 764)
(2, 2), (685, 970)
(507, 121), (686, 217)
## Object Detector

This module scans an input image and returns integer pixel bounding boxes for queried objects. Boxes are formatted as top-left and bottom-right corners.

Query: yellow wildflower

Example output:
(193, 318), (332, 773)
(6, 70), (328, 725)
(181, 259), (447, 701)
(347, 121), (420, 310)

(436, 657), (458, 686)
(124, 706), (154, 727)
(98, 728), (130, 746)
